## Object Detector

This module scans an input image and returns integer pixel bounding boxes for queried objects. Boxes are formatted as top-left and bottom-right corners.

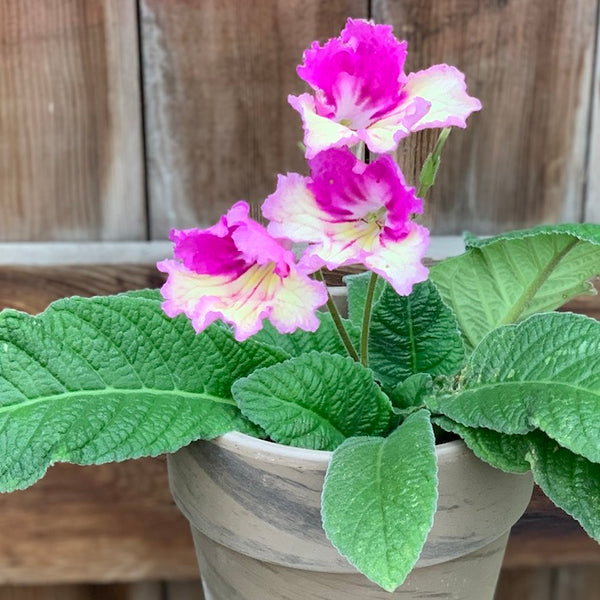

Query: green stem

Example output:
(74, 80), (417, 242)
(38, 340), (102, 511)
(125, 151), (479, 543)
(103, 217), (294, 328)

(360, 271), (379, 367)
(352, 141), (366, 162)
(315, 270), (360, 362)
(417, 127), (452, 198)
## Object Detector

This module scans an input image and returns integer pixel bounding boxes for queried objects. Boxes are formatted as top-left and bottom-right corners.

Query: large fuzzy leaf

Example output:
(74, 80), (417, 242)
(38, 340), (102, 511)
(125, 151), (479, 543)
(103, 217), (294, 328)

(0, 294), (287, 492)
(433, 418), (600, 542)
(231, 351), (393, 451)
(430, 224), (600, 349)
(433, 416), (532, 473)
(321, 410), (437, 591)
(390, 373), (434, 411)
(527, 431), (600, 542)
(368, 280), (465, 388)
(252, 312), (359, 359)
(428, 312), (600, 464)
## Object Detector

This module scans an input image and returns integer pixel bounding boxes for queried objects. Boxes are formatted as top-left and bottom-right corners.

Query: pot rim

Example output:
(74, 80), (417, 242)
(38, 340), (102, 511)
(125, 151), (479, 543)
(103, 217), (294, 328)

(209, 430), (465, 469)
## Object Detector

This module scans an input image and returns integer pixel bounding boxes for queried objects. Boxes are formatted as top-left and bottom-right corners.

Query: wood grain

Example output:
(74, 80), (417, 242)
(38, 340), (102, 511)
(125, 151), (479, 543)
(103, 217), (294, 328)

(504, 486), (600, 569)
(585, 3), (600, 223)
(495, 568), (554, 600)
(373, 0), (598, 234)
(139, 0), (366, 238)
(0, 264), (164, 314)
(165, 581), (205, 600)
(95, 583), (163, 600)
(553, 565), (600, 600)
(0, 458), (197, 585)
(0, 584), (163, 600)
(0, 587), (93, 600)
(0, 0), (145, 241)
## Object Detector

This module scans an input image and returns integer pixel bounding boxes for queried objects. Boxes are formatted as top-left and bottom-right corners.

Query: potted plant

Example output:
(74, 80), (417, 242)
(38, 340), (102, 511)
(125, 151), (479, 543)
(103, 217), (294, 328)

(1, 18), (599, 599)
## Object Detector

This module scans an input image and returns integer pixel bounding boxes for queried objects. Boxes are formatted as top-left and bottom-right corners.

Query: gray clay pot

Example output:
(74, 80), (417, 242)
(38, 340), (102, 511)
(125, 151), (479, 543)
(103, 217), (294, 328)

(168, 431), (533, 599)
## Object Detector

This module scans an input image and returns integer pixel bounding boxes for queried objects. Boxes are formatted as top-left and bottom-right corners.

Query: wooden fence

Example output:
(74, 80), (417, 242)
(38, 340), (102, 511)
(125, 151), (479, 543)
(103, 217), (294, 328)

(1, 1), (600, 598)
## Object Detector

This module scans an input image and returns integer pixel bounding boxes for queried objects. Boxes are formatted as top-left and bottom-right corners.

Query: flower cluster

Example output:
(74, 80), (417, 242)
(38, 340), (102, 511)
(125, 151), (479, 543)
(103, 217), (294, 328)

(159, 18), (480, 340)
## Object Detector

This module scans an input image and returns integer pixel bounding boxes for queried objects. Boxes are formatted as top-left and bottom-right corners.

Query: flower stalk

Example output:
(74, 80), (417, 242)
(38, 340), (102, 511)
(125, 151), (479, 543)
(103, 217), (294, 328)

(360, 271), (379, 367)
(315, 270), (360, 362)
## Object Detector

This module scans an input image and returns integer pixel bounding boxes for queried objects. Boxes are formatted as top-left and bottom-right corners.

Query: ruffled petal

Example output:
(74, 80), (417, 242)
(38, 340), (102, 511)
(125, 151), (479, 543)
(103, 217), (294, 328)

(364, 224), (430, 295)
(288, 93), (359, 159)
(299, 220), (380, 272)
(269, 270), (328, 334)
(226, 201), (295, 277)
(157, 259), (239, 332)
(263, 173), (325, 243)
(297, 19), (407, 120)
(359, 96), (430, 154)
(263, 149), (426, 292)
(158, 258), (326, 342)
(404, 64), (482, 131)
(263, 170), (368, 272)
(291, 21), (480, 156)
(158, 204), (327, 340)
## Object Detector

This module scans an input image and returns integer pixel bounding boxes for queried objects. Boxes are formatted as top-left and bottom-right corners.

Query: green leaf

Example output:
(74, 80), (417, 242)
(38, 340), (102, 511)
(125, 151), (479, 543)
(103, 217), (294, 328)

(433, 418), (600, 542)
(231, 351), (393, 451)
(389, 373), (433, 411)
(321, 410), (437, 591)
(369, 280), (465, 388)
(121, 288), (163, 301)
(252, 312), (359, 358)
(0, 294), (288, 492)
(526, 431), (600, 542)
(466, 223), (600, 248)
(432, 417), (531, 473)
(428, 312), (600, 464)
(430, 224), (600, 349)
(344, 271), (386, 326)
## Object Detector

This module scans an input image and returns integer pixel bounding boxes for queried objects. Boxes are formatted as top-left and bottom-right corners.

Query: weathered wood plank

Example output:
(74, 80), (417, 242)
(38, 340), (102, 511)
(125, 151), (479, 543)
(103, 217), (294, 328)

(585, 3), (600, 223)
(0, 586), (93, 600)
(0, 0), (145, 241)
(1, 587), (96, 600)
(373, 0), (597, 234)
(494, 567), (554, 600)
(553, 565), (600, 599)
(0, 242), (171, 266)
(0, 459), (198, 585)
(0, 583), (163, 599)
(99, 582), (164, 600)
(140, 0), (367, 238)
(504, 486), (600, 569)
(0, 264), (163, 314)
(165, 581), (204, 600)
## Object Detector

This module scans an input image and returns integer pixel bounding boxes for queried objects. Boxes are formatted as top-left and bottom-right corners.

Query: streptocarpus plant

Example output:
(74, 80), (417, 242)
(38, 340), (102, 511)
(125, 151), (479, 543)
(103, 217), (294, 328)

(1, 18), (599, 592)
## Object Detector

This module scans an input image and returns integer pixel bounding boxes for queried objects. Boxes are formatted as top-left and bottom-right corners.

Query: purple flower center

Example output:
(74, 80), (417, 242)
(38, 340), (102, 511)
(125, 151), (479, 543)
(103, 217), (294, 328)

(306, 148), (421, 241)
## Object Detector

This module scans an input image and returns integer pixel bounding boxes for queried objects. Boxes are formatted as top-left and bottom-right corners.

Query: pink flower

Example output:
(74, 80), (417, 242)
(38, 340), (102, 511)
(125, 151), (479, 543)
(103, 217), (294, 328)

(290, 18), (481, 158)
(157, 202), (327, 341)
(262, 148), (429, 295)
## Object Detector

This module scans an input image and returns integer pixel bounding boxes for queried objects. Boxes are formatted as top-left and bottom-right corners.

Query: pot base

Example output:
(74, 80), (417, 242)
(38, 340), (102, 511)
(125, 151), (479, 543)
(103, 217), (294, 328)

(193, 527), (510, 600)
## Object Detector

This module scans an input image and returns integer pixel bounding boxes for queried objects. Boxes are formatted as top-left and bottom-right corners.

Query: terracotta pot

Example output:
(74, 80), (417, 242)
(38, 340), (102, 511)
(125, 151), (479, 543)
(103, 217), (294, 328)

(168, 431), (533, 599)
